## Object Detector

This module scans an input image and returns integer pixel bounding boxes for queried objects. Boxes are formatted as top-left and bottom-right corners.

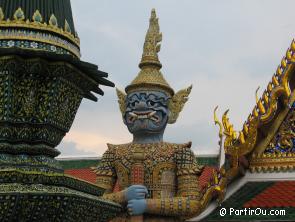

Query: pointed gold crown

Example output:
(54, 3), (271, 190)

(118, 9), (192, 124)
(125, 9), (174, 96)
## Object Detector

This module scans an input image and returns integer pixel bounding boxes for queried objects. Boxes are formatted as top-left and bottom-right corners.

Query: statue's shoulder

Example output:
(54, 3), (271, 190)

(106, 143), (131, 156)
(164, 141), (192, 152)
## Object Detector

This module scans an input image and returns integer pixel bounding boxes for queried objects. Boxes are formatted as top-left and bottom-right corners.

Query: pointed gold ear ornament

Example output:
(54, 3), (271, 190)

(168, 85), (192, 124)
(116, 88), (127, 116)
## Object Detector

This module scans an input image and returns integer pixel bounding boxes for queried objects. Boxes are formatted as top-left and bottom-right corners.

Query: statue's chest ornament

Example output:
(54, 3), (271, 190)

(114, 143), (176, 174)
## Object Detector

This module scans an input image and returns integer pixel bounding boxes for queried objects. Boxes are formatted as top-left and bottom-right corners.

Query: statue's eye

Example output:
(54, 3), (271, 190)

(147, 100), (155, 106)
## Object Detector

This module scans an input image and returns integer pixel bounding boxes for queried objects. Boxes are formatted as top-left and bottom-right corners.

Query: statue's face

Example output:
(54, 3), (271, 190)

(124, 91), (170, 135)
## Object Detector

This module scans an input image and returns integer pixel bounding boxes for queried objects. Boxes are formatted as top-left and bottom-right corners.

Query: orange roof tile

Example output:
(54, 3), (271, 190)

(199, 166), (216, 190)
(65, 168), (96, 184)
(244, 181), (295, 208)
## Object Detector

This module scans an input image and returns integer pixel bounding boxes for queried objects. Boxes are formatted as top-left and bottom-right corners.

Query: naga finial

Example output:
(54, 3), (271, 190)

(255, 86), (260, 103)
(139, 8), (162, 69)
(214, 106), (223, 138)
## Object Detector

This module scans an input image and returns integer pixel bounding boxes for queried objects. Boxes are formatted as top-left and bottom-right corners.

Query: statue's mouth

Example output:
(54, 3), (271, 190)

(127, 111), (160, 123)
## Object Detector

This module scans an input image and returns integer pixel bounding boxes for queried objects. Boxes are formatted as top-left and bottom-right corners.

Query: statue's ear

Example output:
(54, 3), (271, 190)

(168, 85), (192, 124)
(116, 88), (127, 117)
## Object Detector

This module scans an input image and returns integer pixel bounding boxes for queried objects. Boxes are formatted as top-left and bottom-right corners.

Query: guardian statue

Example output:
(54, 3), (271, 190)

(93, 9), (224, 222)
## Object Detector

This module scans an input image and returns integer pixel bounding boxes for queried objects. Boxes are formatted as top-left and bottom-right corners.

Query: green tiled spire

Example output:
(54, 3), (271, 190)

(0, 1), (120, 221)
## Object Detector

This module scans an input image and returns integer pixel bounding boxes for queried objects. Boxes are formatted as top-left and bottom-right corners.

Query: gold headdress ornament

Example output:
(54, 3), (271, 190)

(117, 9), (192, 124)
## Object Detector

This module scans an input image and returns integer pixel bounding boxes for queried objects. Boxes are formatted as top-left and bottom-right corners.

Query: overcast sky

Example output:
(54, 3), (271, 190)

(57, 0), (295, 157)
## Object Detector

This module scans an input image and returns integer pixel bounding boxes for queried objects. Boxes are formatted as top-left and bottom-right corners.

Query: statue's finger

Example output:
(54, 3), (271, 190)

(127, 203), (133, 209)
(136, 193), (146, 199)
(131, 185), (146, 189)
(127, 207), (133, 215)
(136, 188), (148, 194)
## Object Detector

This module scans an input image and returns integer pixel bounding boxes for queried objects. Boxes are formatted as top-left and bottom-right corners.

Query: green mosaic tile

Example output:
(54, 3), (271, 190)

(196, 156), (219, 166)
(58, 159), (99, 170)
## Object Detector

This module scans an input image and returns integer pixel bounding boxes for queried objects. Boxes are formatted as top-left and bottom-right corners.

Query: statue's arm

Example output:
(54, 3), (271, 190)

(92, 146), (126, 205)
(96, 176), (126, 204)
(93, 146), (148, 205)
(145, 174), (202, 217)
(145, 145), (205, 218)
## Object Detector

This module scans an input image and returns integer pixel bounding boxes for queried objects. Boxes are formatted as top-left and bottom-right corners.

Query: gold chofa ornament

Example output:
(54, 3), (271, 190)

(117, 8), (192, 124)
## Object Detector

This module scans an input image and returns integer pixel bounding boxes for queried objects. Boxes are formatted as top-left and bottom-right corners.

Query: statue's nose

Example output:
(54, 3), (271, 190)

(135, 101), (147, 110)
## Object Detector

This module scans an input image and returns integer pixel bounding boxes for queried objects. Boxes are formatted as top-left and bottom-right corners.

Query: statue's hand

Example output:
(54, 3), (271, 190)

(127, 199), (147, 216)
(125, 185), (148, 201)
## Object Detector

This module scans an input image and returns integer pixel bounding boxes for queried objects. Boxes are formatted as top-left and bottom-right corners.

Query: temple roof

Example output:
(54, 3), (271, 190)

(216, 39), (295, 173)
(195, 38), (295, 221)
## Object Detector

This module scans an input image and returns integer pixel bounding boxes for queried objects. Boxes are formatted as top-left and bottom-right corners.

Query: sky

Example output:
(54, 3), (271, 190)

(57, 0), (295, 157)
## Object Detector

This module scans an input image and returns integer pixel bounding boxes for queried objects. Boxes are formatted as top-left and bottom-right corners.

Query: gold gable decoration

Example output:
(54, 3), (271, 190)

(216, 39), (295, 163)
(250, 152), (295, 172)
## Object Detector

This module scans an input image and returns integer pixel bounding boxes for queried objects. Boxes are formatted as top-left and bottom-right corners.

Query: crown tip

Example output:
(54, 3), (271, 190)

(151, 8), (156, 17)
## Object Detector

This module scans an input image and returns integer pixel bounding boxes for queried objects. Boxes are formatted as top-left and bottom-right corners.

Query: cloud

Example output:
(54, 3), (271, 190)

(59, 130), (130, 157)
(57, 141), (96, 157)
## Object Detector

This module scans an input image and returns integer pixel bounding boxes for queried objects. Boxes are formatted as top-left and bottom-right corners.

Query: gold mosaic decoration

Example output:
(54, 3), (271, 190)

(92, 142), (217, 220)
(250, 152), (295, 172)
